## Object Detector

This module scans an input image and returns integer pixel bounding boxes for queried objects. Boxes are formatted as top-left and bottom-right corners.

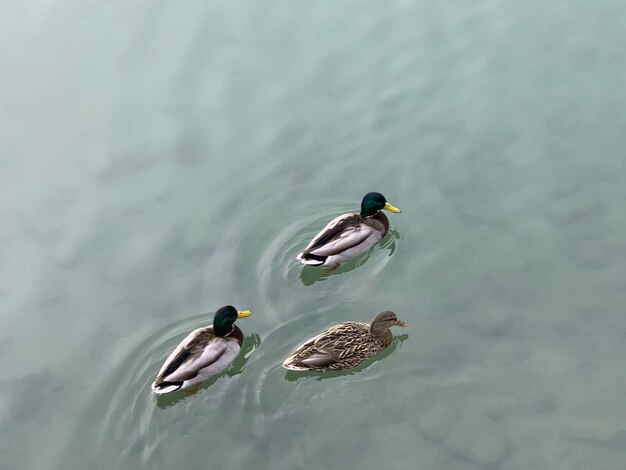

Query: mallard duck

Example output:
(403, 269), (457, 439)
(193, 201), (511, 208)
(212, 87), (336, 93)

(151, 305), (252, 394)
(296, 192), (401, 269)
(282, 311), (408, 371)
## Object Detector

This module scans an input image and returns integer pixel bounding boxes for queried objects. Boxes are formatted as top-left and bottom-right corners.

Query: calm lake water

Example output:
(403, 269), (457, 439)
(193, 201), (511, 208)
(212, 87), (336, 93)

(2, 1), (626, 469)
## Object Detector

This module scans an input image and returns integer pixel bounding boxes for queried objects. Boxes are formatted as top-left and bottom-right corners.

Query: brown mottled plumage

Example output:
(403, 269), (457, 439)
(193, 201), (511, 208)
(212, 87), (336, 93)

(282, 311), (408, 371)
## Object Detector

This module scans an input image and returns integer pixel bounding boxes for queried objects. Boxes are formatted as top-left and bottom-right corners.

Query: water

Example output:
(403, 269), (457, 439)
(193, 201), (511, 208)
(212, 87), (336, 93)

(1, 1), (625, 469)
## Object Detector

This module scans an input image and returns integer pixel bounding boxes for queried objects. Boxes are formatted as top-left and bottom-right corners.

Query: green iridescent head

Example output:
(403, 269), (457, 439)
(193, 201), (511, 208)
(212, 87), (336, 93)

(213, 305), (252, 336)
(360, 192), (402, 217)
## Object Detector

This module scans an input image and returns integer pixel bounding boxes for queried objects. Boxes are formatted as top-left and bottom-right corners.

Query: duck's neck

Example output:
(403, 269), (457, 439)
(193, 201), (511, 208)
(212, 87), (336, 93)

(227, 325), (244, 345)
(214, 323), (235, 337)
(362, 211), (389, 236)
(360, 208), (379, 218)
(370, 329), (393, 349)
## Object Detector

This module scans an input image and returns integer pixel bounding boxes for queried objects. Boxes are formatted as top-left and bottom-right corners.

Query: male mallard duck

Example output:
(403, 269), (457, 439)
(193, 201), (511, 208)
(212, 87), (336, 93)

(282, 311), (408, 371)
(296, 192), (401, 269)
(151, 305), (252, 394)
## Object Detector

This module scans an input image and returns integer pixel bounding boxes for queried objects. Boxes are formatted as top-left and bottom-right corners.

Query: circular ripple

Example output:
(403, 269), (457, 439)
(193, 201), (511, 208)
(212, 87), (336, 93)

(229, 195), (402, 320)
(69, 312), (261, 470)
(242, 303), (411, 428)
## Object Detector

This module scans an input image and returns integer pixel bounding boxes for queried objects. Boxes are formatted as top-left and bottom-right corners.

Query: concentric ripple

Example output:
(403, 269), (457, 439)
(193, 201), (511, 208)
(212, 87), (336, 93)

(228, 195), (402, 322)
(240, 303), (411, 426)
(65, 312), (261, 470)
(64, 196), (403, 470)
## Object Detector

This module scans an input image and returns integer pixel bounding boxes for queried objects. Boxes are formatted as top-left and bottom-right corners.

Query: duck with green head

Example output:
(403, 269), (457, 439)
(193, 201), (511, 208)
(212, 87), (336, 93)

(151, 305), (252, 394)
(297, 192), (401, 270)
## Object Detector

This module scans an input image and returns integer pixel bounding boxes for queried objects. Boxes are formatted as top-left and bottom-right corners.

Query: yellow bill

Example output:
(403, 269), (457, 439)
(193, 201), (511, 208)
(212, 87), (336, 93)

(237, 310), (252, 318)
(383, 202), (401, 213)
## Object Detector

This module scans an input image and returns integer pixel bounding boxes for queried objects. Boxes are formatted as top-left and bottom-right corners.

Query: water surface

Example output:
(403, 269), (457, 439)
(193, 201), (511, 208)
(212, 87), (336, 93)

(1, 1), (625, 469)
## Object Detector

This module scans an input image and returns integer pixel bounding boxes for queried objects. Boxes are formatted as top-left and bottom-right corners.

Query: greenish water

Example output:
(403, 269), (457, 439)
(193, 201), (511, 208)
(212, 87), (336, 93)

(2, 1), (626, 469)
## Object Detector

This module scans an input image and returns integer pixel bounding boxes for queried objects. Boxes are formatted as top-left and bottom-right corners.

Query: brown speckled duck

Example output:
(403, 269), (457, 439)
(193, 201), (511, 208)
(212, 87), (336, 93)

(282, 311), (408, 371)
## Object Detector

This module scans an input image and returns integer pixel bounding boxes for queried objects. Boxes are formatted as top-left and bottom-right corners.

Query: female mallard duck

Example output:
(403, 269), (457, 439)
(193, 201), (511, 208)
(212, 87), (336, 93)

(296, 192), (401, 269)
(151, 305), (252, 394)
(282, 311), (408, 371)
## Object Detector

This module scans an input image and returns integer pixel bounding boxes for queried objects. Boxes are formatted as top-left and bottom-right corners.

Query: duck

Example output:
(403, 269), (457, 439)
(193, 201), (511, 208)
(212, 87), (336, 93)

(282, 311), (408, 371)
(151, 305), (252, 394)
(296, 192), (401, 270)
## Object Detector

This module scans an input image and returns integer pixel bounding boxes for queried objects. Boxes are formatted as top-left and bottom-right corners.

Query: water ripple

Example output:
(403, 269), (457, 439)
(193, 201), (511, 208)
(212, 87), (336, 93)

(71, 312), (261, 469)
(230, 197), (402, 319)
(244, 305), (410, 426)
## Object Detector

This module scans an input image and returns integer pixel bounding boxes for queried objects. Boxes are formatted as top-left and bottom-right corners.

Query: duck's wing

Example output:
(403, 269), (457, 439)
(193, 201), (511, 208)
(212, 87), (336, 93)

(156, 327), (228, 383)
(301, 214), (374, 257)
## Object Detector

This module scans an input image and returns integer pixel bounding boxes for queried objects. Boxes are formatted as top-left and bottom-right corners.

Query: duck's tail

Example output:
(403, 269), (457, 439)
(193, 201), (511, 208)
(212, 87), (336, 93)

(151, 380), (183, 395)
(282, 358), (310, 371)
(296, 252), (326, 266)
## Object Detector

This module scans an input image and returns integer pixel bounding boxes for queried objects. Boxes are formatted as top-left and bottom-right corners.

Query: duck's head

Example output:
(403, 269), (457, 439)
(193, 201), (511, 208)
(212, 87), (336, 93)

(360, 192), (401, 217)
(213, 305), (252, 336)
(370, 311), (408, 336)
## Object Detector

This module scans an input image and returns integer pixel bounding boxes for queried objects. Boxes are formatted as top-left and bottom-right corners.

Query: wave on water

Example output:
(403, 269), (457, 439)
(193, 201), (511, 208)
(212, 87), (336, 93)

(62, 312), (261, 470)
